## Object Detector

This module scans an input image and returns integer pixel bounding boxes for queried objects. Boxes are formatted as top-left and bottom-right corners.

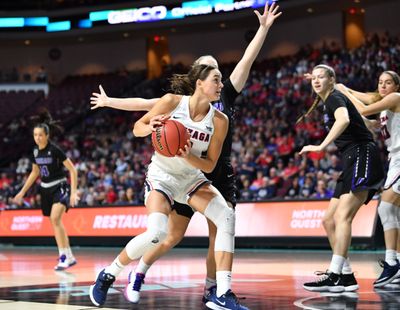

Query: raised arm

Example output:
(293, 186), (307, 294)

(229, 2), (282, 92)
(133, 93), (180, 137)
(91, 85), (159, 111)
(180, 111), (228, 173)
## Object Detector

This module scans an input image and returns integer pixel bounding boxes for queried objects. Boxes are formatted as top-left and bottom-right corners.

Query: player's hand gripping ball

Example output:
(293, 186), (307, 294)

(152, 120), (190, 157)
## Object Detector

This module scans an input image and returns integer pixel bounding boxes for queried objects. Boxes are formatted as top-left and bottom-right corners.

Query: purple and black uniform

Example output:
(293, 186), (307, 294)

(323, 90), (384, 203)
(31, 142), (70, 216)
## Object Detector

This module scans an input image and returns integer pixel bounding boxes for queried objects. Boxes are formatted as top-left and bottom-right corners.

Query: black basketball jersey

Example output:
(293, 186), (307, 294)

(205, 78), (239, 181)
(322, 89), (373, 152)
(30, 142), (67, 183)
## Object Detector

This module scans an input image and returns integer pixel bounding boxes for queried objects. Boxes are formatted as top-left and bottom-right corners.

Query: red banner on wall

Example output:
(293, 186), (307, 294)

(0, 200), (378, 237)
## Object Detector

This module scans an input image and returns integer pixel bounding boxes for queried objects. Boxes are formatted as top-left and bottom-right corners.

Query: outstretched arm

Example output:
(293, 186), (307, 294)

(90, 85), (159, 111)
(339, 85), (400, 116)
(230, 2), (282, 92)
(335, 83), (379, 106)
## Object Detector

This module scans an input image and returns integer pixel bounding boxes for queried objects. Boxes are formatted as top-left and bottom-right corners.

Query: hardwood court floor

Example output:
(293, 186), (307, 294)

(0, 246), (399, 309)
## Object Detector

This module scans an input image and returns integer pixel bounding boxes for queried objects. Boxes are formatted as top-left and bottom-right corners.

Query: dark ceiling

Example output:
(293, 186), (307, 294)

(0, 0), (130, 11)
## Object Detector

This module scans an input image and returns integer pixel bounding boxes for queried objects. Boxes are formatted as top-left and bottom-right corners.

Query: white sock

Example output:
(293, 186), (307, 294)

(65, 247), (74, 259)
(385, 249), (397, 266)
(216, 271), (231, 297)
(135, 257), (150, 274)
(342, 258), (353, 274)
(104, 256), (126, 277)
(329, 254), (346, 275)
(58, 248), (67, 256)
(205, 277), (217, 289)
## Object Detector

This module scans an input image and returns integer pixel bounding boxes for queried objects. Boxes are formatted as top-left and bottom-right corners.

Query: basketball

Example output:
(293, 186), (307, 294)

(151, 119), (190, 157)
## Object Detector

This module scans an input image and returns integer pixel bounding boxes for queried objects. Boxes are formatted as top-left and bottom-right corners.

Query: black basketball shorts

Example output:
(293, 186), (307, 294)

(40, 181), (70, 217)
(334, 142), (385, 204)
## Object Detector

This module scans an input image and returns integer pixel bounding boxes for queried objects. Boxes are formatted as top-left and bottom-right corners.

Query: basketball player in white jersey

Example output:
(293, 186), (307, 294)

(337, 71), (400, 287)
(90, 64), (249, 310)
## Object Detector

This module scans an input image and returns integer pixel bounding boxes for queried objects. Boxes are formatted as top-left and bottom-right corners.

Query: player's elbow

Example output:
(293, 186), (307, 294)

(202, 162), (216, 174)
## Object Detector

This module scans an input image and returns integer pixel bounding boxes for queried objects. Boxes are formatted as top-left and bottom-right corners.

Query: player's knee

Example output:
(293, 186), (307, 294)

(322, 217), (334, 231)
(204, 195), (235, 235)
(147, 212), (168, 244)
(378, 201), (399, 231)
(162, 232), (183, 248)
(204, 196), (235, 253)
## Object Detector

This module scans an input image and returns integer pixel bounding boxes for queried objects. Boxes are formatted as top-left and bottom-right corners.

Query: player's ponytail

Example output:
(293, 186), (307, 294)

(31, 108), (63, 136)
(296, 96), (320, 124)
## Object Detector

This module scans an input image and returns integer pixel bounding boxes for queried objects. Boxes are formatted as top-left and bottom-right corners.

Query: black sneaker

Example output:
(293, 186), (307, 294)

(303, 271), (344, 293)
(374, 260), (400, 288)
(341, 273), (359, 291)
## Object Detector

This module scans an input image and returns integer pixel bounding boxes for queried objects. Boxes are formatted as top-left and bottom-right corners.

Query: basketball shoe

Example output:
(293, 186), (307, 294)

(89, 269), (115, 307)
(341, 273), (359, 291)
(124, 272), (145, 303)
(206, 289), (249, 310)
(303, 271), (344, 292)
(202, 285), (217, 304)
(54, 254), (77, 271)
(373, 260), (400, 288)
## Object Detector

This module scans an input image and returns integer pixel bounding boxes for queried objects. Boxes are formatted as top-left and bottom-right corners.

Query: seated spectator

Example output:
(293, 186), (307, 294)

(285, 177), (300, 199)
(312, 180), (333, 199)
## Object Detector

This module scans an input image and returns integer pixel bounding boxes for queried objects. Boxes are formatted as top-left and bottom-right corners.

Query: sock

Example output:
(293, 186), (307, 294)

(216, 271), (231, 297)
(205, 277), (217, 289)
(342, 258), (353, 274)
(58, 248), (67, 256)
(135, 257), (150, 274)
(329, 254), (346, 275)
(104, 256), (126, 277)
(65, 247), (74, 259)
(385, 249), (397, 266)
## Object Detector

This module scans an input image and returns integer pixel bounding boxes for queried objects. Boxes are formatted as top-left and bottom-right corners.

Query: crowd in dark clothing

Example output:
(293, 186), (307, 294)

(1, 32), (399, 210)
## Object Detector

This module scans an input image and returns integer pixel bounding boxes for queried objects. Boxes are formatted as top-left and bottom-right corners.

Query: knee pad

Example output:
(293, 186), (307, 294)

(204, 195), (235, 253)
(378, 201), (399, 231)
(125, 212), (168, 260)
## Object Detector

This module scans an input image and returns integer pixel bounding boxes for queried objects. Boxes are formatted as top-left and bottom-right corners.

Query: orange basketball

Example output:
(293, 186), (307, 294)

(151, 119), (190, 157)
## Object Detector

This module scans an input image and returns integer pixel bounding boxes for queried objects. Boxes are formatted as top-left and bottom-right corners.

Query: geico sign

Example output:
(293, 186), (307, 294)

(108, 6), (167, 24)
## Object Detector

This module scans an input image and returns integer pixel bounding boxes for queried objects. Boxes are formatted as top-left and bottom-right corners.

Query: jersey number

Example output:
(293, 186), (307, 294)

(40, 165), (50, 177)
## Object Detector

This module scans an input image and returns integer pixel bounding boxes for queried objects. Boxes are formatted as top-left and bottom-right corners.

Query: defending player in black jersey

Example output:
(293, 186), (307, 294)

(13, 110), (79, 271)
(299, 64), (385, 293)
(89, 2), (281, 305)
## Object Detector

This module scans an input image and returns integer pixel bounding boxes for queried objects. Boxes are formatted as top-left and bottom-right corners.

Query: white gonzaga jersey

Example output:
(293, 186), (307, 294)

(151, 95), (215, 175)
(380, 110), (400, 155)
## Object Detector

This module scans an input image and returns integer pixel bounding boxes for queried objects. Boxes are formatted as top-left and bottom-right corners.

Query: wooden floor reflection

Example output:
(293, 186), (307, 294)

(0, 246), (399, 309)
